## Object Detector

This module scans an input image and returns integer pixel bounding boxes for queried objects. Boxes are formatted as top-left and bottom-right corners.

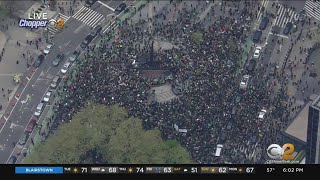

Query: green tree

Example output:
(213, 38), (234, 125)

(23, 104), (193, 164)
(106, 119), (193, 164)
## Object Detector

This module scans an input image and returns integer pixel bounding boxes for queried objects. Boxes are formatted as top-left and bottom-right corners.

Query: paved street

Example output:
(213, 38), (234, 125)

(304, 0), (320, 20)
(0, 0), (319, 164)
(0, 0), (130, 163)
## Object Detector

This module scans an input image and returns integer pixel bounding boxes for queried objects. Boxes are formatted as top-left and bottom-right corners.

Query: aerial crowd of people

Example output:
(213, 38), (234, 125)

(48, 0), (309, 164)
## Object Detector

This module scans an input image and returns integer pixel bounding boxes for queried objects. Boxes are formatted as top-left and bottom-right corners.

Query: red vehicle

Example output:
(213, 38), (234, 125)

(25, 119), (37, 133)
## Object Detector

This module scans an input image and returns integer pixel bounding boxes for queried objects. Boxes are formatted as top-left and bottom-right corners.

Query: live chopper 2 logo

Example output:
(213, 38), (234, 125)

(19, 12), (64, 30)
(266, 144), (299, 164)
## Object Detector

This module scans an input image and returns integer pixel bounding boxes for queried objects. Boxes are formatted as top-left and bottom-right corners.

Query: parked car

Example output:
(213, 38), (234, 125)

(50, 75), (61, 89)
(43, 91), (52, 102)
(80, 35), (94, 49)
(25, 119), (37, 133)
(61, 62), (71, 74)
(247, 59), (257, 73)
(115, 3), (127, 14)
(259, 16), (269, 30)
(240, 75), (250, 90)
(283, 22), (293, 35)
(68, 50), (80, 62)
(253, 46), (262, 59)
(7, 156), (17, 164)
(43, 43), (54, 55)
(93, 25), (102, 36)
(18, 133), (29, 145)
(253, 30), (262, 43)
(90, 25), (103, 37)
(34, 103), (44, 117)
(85, 0), (97, 7)
(33, 54), (45, 68)
(52, 53), (65, 66)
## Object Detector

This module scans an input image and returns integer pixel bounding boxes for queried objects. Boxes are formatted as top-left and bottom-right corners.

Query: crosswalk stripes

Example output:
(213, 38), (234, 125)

(47, 13), (70, 35)
(304, 0), (320, 21)
(72, 6), (104, 28)
(102, 21), (118, 34)
(273, 4), (299, 28)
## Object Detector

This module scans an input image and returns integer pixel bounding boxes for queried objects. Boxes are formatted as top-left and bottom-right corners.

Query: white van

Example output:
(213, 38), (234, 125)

(215, 144), (223, 157)
(34, 103), (44, 116)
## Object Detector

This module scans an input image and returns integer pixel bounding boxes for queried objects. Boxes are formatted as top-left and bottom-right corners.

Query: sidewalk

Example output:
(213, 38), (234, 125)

(20, 0), (150, 163)
(0, 28), (45, 129)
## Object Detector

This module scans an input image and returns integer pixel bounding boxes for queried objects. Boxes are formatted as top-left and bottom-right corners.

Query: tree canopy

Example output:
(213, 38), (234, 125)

(23, 104), (193, 164)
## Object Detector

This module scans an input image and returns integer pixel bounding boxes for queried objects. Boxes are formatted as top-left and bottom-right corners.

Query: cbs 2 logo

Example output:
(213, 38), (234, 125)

(267, 144), (295, 160)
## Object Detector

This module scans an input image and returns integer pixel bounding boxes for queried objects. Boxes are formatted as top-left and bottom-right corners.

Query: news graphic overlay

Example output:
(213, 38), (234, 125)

(19, 12), (64, 30)
(266, 143), (299, 164)
(15, 167), (63, 174)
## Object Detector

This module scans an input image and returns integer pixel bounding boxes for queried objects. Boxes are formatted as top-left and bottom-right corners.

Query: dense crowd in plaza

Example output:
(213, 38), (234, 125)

(49, 1), (296, 164)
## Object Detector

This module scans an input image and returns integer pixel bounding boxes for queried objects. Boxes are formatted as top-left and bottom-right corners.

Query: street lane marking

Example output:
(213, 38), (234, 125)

(269, 32), (289, 39)
(0, 69), (36, 133)
(101, 0), (140, 33)
(98, 0), (116, 11)
(19, 104), (24, 111)
(93, 17), (105, 29)
(74, 23), (86, 34)
(6, 78), (57, 164)
(46, 66), (51, 74)
(304, 0), (320, 21)
(257, 0), (269, 23)
(72, 6), (105, 28)
(103, 23), (118, 34)
(106, 13), (115, 17)
(31, 104), (35, 112)
(65, 40), (71, 46)
(72, 6), (86, 18)
(0, 74), (16, 76)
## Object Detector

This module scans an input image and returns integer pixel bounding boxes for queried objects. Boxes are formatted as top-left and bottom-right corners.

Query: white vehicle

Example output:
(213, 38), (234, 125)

(61, 62), (71, 74)
(253, 46), (262, 59)
(240, 75), (250, 89)
(43, 43), (54, 54)
(215, 144), (223, 157)
(258, 109), (267, 119)
(43, 91), (52, 102)
(34, 103), (44, 116)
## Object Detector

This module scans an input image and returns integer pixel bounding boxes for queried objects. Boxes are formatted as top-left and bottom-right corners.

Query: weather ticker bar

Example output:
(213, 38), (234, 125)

(63, 166), (256, 174)
(4, 165), (316, 175)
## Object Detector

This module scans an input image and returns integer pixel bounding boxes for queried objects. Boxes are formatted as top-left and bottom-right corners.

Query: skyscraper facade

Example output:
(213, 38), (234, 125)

(306, 96), (320, 164)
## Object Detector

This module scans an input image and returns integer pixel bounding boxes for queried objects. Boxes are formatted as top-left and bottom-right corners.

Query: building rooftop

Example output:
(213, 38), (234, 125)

(284, 101), (312, 142)
(312, 95), (320, 110)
